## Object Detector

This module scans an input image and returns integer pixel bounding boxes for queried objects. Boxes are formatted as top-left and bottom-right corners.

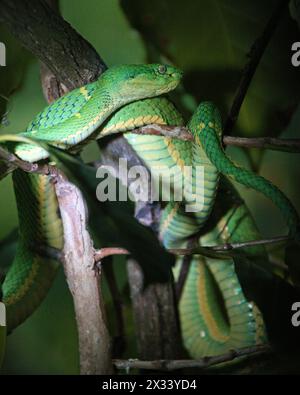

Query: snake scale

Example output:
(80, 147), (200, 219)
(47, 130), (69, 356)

(0, 64), (299, 364)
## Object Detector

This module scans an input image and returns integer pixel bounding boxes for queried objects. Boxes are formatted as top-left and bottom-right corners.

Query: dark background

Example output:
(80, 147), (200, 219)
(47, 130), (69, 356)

(0, 0), (300, 374)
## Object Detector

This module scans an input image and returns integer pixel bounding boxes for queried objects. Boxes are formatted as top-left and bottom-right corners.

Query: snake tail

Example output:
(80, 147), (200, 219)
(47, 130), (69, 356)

(1, 170), (63, 332)
(197, 102), (300, 238)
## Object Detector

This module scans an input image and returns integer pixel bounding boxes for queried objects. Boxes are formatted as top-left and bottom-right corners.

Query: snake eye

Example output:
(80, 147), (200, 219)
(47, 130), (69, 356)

(158, 65), (167, 74)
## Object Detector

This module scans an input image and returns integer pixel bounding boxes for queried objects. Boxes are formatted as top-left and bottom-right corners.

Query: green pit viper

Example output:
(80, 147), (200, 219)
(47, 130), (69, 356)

(0, 63), (299, 366)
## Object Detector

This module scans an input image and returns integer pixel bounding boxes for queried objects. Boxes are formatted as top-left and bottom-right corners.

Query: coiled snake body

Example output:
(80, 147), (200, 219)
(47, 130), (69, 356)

(0, 64), (299, 362)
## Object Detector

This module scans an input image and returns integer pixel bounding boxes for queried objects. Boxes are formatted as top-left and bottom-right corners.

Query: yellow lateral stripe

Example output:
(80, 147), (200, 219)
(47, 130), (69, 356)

(64, 111), (162, 144)
(160, 203), (180, 237)
(252, 302), (266, 344)
(5, 176), (47, 305)
(79, 86), (91, 101)
(197, 263), (230, 343)
(101, 115), (165, 135)
(164, 138), (185, 171)
(5, 175), (61, 306)
(4, 258), (40, 306)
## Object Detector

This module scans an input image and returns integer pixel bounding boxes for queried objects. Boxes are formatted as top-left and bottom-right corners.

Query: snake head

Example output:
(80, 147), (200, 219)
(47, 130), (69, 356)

(100, 63), (183, 101)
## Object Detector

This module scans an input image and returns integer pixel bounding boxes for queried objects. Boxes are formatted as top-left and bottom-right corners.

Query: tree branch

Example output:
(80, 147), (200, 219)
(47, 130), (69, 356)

(1, 0), (112, 375)
(0, 145), (51, 176)
(94, 247), (129, 263)
(175, 254), (192, 301)
(127, 259), (183, 360)
(175, 237), (197, 302)
(1, 130), (299, 182)
(132, 124), (300, 153)
(38, 0), (68, 102)
(223, 136), (300, 153)
(113, 344), (271, 372)
(223, 0), (290, 135)
(0, 0), (107, 90)
(54, 172), (113, 374)
(132, 124), (193, 141)
(169, 235), (290, 257)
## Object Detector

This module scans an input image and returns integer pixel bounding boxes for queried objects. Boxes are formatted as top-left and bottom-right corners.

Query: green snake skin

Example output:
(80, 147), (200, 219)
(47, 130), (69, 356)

(197, 102), (300, 238)
(0, 64), (181, 333)
(2, 170), (63, 330)
(100, 98), (299, 357)
(175, 180), (268, 357)
(0, 63), (299, 362)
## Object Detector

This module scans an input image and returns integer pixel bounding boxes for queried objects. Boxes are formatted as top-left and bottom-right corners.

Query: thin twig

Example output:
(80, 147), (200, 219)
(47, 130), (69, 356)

(113, 343), (271, 371)
(0, 146), (36, 173)
(94, 247), (129, 262)
(175, 237), (197, 301)
(223, 136), (300, 153)
(169, 235), (290, 256)
(223, 0), (290, 135)
(175, 254), (192, 301)
(132, 124), (192, 141)
(0, 145), (54, 176)
(132, 125), (300, 152)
